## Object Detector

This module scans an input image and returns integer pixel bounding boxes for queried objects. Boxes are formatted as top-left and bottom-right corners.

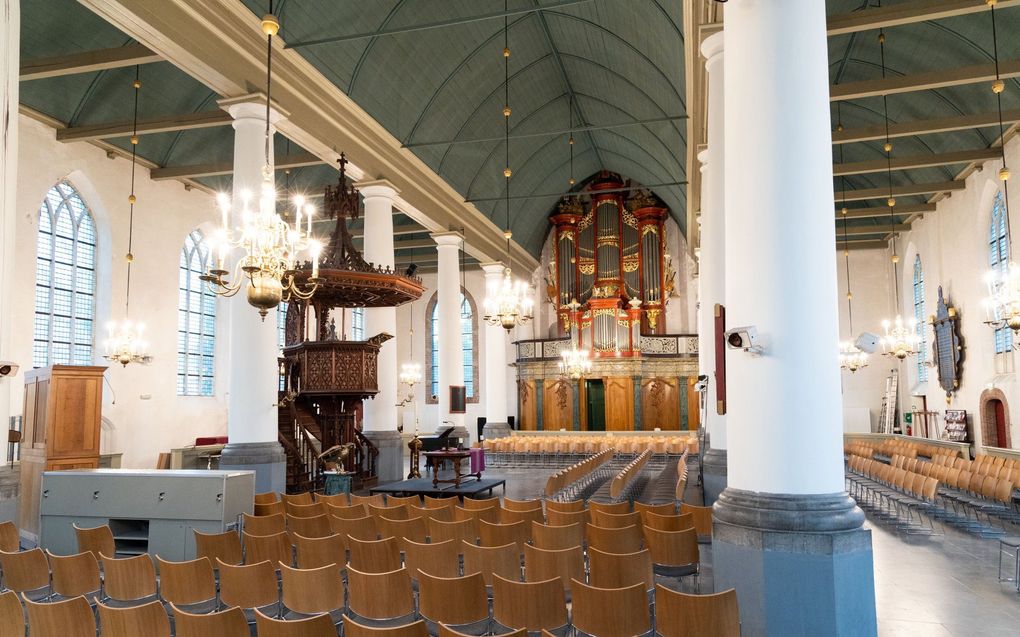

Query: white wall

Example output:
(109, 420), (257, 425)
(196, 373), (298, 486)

(844, 134), (1020, 449)
(9, 115), (228, 468)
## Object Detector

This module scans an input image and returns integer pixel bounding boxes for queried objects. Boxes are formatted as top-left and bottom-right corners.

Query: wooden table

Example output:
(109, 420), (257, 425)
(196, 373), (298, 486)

(422, 450), (480, 488)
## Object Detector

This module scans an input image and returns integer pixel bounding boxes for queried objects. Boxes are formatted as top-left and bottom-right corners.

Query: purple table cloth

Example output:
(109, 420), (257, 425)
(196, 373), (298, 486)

(469, 447), (485, 474)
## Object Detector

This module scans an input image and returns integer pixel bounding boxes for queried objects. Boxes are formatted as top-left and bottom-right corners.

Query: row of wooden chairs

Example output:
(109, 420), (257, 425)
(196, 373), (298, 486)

(483, 434), (698, 465)
(890, 453), (1018, 523)
(609, 449), (653, 500)
(846, 437), (960, 462)
(544, 448), (615, 496)
(846, 455), (941, 534)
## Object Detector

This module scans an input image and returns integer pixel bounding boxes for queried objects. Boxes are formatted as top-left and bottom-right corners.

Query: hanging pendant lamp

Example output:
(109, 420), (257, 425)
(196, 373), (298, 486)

(836, 105), (868, 373)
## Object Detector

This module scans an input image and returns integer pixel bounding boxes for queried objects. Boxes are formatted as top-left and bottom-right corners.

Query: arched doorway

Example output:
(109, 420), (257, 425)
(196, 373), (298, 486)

(980, 389), (1012, 449)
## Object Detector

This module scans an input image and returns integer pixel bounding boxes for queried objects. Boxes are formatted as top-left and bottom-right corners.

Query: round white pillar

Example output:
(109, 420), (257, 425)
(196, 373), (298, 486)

(0, 1), (18, 437)
(480, 262), (509, 424)
(432, 232), (466, 433)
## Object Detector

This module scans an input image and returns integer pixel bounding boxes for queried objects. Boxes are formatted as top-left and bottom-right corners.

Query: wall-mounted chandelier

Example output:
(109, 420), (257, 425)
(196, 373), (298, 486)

(482, 2), (534, 332)
(201, 7), (321, 319)
(104, 66), (152, 367)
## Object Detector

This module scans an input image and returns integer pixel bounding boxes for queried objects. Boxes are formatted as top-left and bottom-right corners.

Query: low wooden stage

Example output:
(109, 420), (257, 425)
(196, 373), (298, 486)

(370, 473), (506, 499)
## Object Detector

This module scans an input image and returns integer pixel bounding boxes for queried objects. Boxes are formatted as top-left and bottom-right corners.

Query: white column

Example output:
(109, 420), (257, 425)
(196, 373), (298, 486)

(480, 262), (509, 423)
(0, 0), (17, 433)
(358, 181), (399, 432)
(221, 97), (286, 446)
(724, 2), (844, 495)
(699, 32), (727, 453)
(432, 232), (465, 431)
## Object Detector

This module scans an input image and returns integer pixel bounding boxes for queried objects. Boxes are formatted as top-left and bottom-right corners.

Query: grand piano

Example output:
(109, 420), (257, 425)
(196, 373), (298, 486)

(419, 427), (464, 472)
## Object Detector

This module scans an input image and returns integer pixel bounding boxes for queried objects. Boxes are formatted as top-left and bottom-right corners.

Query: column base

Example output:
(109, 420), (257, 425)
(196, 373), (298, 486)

(219, 442), (286, 494)
(712, 488), (876, 637)
(362, 430), (404, 483)
(701, 447), (728, 505)
(482, 422), (512, 440)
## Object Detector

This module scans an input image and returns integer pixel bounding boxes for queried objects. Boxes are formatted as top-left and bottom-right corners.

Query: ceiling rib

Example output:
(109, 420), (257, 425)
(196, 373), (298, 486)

(20, 43), (161, 80)
(149, 152), (324, 180)
(835, 180), (966, 202)
(834, 147), (1002, 175)
(834, 203), (936, 219)
(831, 59), (1020, 101)
(55, 110), (232, 142)
(405, 115), (686, 149)
(467, 181), (685, 203)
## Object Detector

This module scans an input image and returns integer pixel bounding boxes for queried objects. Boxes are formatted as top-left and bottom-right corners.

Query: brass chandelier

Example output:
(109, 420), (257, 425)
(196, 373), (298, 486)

(202, 6), (322, 319)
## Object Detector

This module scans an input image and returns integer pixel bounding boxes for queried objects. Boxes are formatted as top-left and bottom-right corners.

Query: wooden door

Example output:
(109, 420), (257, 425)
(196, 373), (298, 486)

(995, 400), (1007, 448)
(641, 378), (679, 430)
(543, 380), (574, 431)
(604, 377), (634, 430)
(686, 377), (700, 431)
(519, 380), (537, 430)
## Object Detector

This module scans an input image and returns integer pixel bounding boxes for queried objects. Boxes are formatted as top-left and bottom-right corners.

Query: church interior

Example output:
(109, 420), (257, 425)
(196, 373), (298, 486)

(3, 0), (1020, 635)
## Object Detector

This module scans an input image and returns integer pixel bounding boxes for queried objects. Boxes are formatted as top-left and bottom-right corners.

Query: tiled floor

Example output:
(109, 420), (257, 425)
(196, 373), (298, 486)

(454, 464), (1020, 637)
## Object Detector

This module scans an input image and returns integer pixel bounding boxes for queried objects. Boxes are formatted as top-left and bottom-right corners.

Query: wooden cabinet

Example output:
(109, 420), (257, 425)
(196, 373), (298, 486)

(19, 365), (106, 540)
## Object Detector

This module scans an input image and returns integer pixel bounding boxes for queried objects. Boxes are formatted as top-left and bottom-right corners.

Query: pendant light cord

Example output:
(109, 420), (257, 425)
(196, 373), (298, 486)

(838, 103), (854, 335)
(568, 95), (574, 186)
(990, 1), (1013, 261)
(125, 65), (141, 318)
(265, 0), (274, 169)
(503, 0), (512, 271)
(878, 26), (901, 304)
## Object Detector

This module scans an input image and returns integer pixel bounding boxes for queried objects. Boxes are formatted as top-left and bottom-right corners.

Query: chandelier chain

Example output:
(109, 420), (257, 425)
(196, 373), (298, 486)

(125, 64), (140, 318)
(990, 1), (1013, 261)
(878, 27), (901, 302)
(838, 104), (854, 335)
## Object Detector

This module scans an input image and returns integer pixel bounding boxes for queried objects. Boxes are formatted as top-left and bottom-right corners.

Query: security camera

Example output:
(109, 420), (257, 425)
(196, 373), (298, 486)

(855, 332), (879, 354)
(0, 361), (19, 378)
(725, 326), (763, 355)
(694, 374), (709, 392)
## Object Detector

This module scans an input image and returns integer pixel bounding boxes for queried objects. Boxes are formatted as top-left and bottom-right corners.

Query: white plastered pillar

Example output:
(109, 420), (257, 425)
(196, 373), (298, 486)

(0, 1), (17, 443)
(432, 232), (466, 436)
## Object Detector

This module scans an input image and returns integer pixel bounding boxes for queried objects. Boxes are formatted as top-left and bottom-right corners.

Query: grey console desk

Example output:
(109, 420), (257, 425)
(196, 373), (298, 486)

(39, 469), (254, 561)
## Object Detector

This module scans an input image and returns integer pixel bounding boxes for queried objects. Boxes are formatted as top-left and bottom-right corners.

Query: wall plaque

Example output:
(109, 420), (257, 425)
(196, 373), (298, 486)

(930, 286), (963, 404)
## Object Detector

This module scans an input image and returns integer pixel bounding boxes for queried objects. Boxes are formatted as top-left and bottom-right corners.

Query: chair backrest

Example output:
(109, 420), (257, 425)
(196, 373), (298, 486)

(216, 558), (280, 609)
(679, 503), (713, 540)
(429, 517), (478, 546)
(378, 516), (428, 543)
(410, 504), (454, 522)
(96, 599), (171, 637)
(654, 585), (740, 637)
(155, 555), (217, 606)
(329, 515), (379, 543)
(441, 626), (525, 637)
(634, 502), (676, 516)
(479, 519), (529, 552)
(544, 499), (585, 514)
(243, 531), (293, 568)
(503, 497), (544, 512)
(254, 608), (336, 637)
(546, 509), (589, 527)
(351, 494), (387, 508)
(588, 501), (631, 515)
(194, 529), (242, 566)
(293, 532), (346, 569)
(424, 495), (457, 509)
(492, 574), (567, 633)
(73, 523), (115, 559)
(281, 492), (314, 505)
(585, 523), (643, 553)
(254, 501), (285, 517)
(388, 495), (424, 509)
(279, 562), (345, 616)
(643, 527), (699, 570)
(286, 514), (333, 539)
(418, 570), (489, 627)
(461, 497), (500, 510)
(530, 521), (584, 551)
(402, 538), (462, 580)
(591, 510), (643, 530)
(499, 507), (545, 527)
(369, 503), (410, 521)
(345, 613), (428, 637)
(570, 579), (650, 637)
(170, 604), (249, 637)
(642, 511), (694, 532)
(23, 594), (95, 637)
(243, 512), (285, 536)
(328, 503), (369, 519)
(47, 550), (101, 597)
(587, 547), (654, 591)
(0, 521), (19, 552)
(100, 553), (157, 602)
(315, 492), (351, 506)
(285, 501), (327, 518)
(462, 541), (521, 586)
(454, 505), (500, 525)
(347, 535), (402, 573)
(523, 544), (585, 595)
(346, 566), (416, 621)
(0, 548), (49, 594)
(0, 591), (22, 636)
(254, 492), (281, 505)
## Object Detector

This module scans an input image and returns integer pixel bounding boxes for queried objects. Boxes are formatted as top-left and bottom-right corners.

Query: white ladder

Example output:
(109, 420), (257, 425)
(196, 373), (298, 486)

(879, 372), (898, 434)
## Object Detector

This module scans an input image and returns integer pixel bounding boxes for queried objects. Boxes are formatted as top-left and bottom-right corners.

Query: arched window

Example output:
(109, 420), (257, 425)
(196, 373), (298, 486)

(425, 289), (479, 404)
(177, 230), (216, 396)
(351, 307), (364, 340)
(33, 182), (97, 368)
(991, 191), (1013, 353)
(913, 254), (928, 382)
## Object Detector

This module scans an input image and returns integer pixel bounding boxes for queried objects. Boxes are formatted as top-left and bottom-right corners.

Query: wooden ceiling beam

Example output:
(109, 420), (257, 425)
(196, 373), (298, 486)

(149, 152), (324, 180)
(827, 0), (1020, 36)
(351, 238), (436, 251)
(831, 59), (1020, 101)
(55, 110), (233, 142)
(834, 147), (1002, 175)
(836, 240), (889, 251)
(20, 43), (161, 81)
(836, 223), (911, 236)
(351, 223), (427, 238)
(834, 109), (1020, 144)
(835, 180), (966, 201)
(834, 203), (936, 219)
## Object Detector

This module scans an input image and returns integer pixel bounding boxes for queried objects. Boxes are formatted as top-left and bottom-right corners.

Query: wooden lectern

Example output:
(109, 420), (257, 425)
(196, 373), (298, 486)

(19, 365), (105, 538)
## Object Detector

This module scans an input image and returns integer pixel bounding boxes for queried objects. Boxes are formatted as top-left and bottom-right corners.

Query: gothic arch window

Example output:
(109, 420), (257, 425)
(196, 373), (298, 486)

(912, 254), (928, 382)
(425, 288), (479, 405)
(178, 229), (217, 396)
(990, 190), (1013, 353)
(33, 181), (97, 367)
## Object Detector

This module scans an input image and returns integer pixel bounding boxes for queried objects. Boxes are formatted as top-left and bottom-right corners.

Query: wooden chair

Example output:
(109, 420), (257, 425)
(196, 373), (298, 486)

(643, 527), (700, 586)
(315, 492), (351, 506)
(328, 503), (370, 519)
(345, 613), (428, 637)
(243, 531), (293, 568)
(348, 536), (402, 573)
(346, 566), (417, 625)
(243, 512), (285, 536)
(286, 514), (333, 539)
(279, 562), (345, 624)
(96, 599), (171, 637)
(47, 550), (101, 601)
(73, 523), (115, 560)
(531, 521), (584, 551)
(378, 516), (428, 543)
(293, 532), (346, 569)
(441, 626), (524, 637)
(100, 553), (158, 605)
(281, 492), (314, 505)
(216, 558), (281, 619)
(679, 503), (713, 542)
(461, 497), (500, 510)
(387, 495), (423, 509)
(588, 547), (654, 592)
(418, 570), (490, 634)
(462, 541), (521, 587)
(429, 517), (478, 545)
(588, 501), (631, 515)
(254, 492), (281, 505)
(546, 509), (589, 527)
(499, 507), (545, 527)
(401, 538), (461, 584)
(424, 495), (457, 509)
(369, 504), (410, 521)
(0, 521), (19, 552)
(523, 544), (585, 598)
(592, 510), (643, 530)
(455, 505), (500, 525)
(0, 590), (22, 636)
(634, 502), (676, 516)
(23, 594), (95, 637)
(255, 501), (285, 517)
(351, 493), (386, 508)
(585, 523), (643, 553)
(154, 555), (217, 612)
(0, 548), (50, 600)
(170, 604), (249, 637)
(654, 585), (739, 637)
(254, 607), (337, 637)
(479, 519), (529, 553)
(642, 511), (694, 532)
(570, 579), (650, 637)
(329, 515), (379, 543)
(503, 497), (543, 512)
(411, 503), (453, 522)
(194, 529), (242, 566)
(545, 500), (584, 514)
(285, 501), (326, 518)
(492, 574), (568, 635)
